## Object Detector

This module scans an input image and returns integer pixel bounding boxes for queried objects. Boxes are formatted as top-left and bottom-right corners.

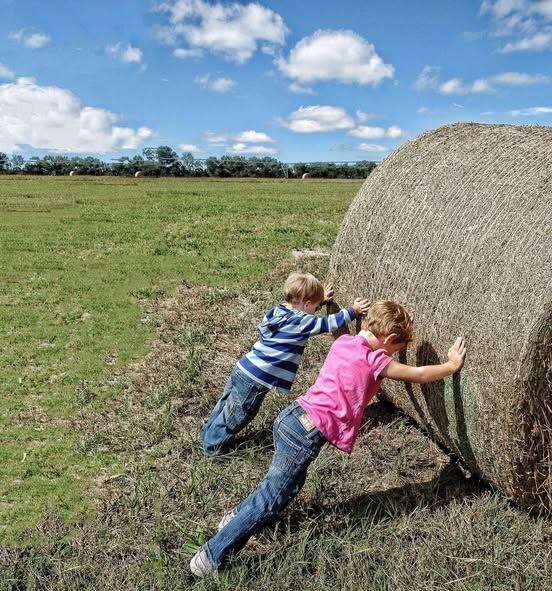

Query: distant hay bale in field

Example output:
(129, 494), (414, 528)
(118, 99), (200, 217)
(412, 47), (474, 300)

(330, 122), (552, 513)
(135, 171), (144, 178)
(69, 170), (77, 176)
(302, 173), (311, 180)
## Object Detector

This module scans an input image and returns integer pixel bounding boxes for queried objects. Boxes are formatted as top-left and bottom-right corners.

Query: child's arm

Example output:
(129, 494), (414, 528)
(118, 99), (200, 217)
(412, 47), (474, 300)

(381, 337), (466, 384)
(302, 298), (370, 336)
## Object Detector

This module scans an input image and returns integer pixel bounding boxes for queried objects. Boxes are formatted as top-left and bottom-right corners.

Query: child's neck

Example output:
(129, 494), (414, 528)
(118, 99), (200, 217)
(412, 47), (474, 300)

(358, 330), (388, 351)
(286, 300), (305, 312)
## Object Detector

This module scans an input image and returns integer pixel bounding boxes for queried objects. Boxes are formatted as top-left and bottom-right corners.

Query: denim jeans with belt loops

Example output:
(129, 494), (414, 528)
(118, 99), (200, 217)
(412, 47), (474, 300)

(204, 400), (327, 568)
(201, 366), (269, 456)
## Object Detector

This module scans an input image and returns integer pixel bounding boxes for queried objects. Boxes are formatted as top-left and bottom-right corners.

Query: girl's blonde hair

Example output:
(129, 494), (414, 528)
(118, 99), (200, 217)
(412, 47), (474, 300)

(361, 300), (413, 344)
(284, 272), (325, 304)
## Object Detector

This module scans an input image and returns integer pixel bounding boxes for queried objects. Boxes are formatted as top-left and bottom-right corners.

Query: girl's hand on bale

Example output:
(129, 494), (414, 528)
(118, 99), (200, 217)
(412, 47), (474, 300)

(448, 337), (466, 372)
(353, 298), (371, 316)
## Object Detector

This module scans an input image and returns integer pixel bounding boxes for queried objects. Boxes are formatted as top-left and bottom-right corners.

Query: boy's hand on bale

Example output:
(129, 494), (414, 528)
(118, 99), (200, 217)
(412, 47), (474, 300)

(447, 337), (466, 372)
(353, 298), (371, 316)
(323, 285), (334, 303)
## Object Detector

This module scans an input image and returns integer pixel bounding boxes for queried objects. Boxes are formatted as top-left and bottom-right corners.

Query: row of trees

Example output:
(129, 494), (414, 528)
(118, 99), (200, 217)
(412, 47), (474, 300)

(0, 146), (377, 179)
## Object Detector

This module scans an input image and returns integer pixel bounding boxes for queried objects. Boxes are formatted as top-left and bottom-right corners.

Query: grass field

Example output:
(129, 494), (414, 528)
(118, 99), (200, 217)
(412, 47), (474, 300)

(1, 176), (551, 590)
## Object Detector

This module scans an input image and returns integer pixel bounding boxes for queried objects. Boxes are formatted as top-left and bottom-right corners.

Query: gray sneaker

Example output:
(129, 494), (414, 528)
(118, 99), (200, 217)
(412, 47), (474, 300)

(217, 509), (235, 531)
(190, 548), (215, 577)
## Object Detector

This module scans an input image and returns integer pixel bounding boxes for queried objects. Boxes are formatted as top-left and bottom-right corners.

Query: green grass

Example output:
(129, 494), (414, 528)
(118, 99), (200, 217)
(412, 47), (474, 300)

(0, 176), (359, 542)
(2, 175), (552, 590)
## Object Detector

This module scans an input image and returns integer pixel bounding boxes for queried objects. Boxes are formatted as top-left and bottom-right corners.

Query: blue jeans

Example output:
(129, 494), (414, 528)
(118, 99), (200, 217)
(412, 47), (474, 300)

(203, 401), (327, 568)
(201, 366), (269, 456)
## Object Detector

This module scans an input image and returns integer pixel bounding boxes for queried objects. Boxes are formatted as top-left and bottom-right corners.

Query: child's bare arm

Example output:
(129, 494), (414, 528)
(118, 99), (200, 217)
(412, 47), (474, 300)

(381, 337), (466, 384)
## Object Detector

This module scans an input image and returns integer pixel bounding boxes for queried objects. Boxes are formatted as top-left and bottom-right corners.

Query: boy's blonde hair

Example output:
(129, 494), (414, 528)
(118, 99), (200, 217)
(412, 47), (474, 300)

(361, 300), (413, 344)
(284, 272), (325, 304)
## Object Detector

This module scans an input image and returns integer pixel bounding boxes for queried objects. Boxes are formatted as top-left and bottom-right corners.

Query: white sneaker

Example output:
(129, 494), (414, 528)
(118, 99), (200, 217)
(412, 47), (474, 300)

(190, 548), (215, 577)
(218, 509), (235, 531)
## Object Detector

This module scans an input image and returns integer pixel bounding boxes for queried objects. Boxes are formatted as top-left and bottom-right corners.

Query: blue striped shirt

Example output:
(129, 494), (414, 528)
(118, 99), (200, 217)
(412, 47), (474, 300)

(236, 303), (356, 393)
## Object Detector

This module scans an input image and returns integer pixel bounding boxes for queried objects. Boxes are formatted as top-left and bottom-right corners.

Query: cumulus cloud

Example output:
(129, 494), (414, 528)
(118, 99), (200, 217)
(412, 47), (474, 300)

(347, 125), (406, 140)
(155, 0), (288, 63)
(201, 129), (275, 154)
(275, 30), (394, 89)
(179, 143), (204, 153)
(194, 73), (235, 92)
(277, 105), (355, 133)
(480, 0), (552, 52)
(0, 77), (155, 154)
(107, 43), (143, 63)
(226, 143), (277, 155)
(9, 29), (51, 49)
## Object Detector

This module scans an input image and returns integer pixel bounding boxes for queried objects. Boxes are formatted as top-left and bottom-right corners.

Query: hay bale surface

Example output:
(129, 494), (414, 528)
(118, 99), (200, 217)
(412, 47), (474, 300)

(135, 171), (144, 178)
(330, 122), (552, 513)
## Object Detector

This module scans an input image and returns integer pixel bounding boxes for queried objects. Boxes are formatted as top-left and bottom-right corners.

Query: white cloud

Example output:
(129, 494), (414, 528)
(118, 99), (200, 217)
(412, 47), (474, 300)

(0, 77), (155, 154)
(234, 130), (273, 143)
(226, 143), (277, 155)
(275, 30), (394, 87)
(277, 105), (355, 133)
(202, 131), (228, 144)
(179, 143), (204, 153)
(107, 43), (143, 63)
(288, 82), (316, 94)
(0, 63), (16, 80)
(350, 143), (389, 153)
(500, 31), (552, 51)
(480, 0), (552, 51)
(347, 125), (406, 140)
(174, 47), (204, 59)
(203, 130), (273, 144)
(355, 110), (376, 123)
(439, 78), (468, 94)
(509, 106), (552, 115)
(194, 73), (235, 92)
(416, 67), (549, 94)
(414, 65), (441, 91)
(201, 129), (276, 154)
(156, 0), (288, 63)
(9, 29), (51, 49)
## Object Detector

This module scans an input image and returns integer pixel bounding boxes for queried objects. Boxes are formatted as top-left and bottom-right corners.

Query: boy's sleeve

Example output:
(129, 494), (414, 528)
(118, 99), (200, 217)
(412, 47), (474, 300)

(301, 307), (356, 336)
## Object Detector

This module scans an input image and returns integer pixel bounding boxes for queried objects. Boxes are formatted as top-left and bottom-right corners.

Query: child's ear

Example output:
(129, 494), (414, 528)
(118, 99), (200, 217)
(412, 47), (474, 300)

(382, 333), (399, 345)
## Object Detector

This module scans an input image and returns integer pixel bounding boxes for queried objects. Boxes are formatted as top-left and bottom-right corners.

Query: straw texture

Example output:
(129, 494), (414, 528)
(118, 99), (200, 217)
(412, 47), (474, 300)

(330, 122), (552, 512)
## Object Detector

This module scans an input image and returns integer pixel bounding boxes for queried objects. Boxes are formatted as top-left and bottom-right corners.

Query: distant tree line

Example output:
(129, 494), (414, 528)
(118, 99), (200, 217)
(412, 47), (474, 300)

(0, 146), (377, 179)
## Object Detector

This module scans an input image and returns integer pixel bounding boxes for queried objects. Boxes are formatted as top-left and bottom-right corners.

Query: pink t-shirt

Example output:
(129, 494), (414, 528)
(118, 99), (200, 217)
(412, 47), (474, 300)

(297, 334), (392, 454)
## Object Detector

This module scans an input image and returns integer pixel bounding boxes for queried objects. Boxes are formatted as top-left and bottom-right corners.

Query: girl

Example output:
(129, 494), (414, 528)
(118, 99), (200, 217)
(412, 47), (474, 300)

(191, 300), (466, 575)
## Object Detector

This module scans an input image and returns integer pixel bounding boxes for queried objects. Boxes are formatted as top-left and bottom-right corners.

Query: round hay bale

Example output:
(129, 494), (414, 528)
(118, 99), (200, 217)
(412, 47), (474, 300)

(135, 170), (144, 178)
(302, 173), (311, 180)
(69, 170), (77, 176)
(330, 122), (552, 513)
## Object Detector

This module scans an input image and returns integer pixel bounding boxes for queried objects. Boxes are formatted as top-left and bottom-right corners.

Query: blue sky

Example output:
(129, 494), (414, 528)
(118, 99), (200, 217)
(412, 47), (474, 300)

(1, 0), (552, 164)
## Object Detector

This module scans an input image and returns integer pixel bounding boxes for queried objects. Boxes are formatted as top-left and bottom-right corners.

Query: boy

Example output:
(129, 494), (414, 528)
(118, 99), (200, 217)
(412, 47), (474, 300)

(201, 272), (370, 456)
(191, 300), (466, 575)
